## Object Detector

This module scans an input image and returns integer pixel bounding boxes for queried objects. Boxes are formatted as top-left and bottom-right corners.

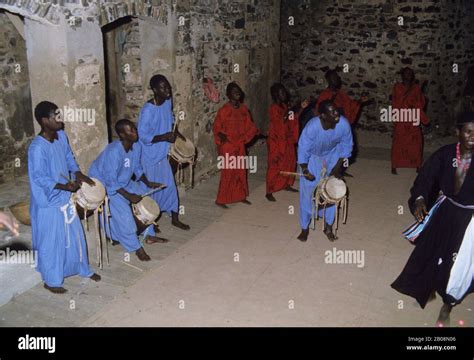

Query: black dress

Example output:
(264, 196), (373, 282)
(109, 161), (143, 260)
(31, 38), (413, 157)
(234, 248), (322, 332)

(391, 143), (474, 308)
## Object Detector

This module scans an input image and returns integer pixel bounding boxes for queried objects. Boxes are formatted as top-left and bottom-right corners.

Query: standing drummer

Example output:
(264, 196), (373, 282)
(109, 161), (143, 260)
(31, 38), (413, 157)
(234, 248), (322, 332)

(137, 75), (190, 230)
(28, 101), (101, 294)
(297, 100), (353, 242)
(89, 119), (166, 262)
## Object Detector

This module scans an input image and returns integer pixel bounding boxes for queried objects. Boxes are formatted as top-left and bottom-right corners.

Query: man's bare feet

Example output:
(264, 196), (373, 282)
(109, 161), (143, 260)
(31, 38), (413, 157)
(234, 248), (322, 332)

(297, 228), (309, 242)
(266, 193), (276, 202)
(284, 186), (298, 193)
(145, 235), (169, 244)
(171, 212), (190, 230)
(324, 224), (338, 241)
(241, 199), (252, 205)
(44, 283), (67, 294)
(436, 303), (452, 327)
(90, 273), (101, 282)
(391, 167), (398, 175)
(153, 224), (161, 234)
(136, 247), (151, 261)
(215, 202), (228, 209)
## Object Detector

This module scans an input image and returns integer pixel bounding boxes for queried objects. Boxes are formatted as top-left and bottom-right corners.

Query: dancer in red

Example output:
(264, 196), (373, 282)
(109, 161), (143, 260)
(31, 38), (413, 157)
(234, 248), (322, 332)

(213, 82), (259, 208)
(315, 70), (368, 125)
(266, 83), (308, 201)
(391, 67), (429, 174)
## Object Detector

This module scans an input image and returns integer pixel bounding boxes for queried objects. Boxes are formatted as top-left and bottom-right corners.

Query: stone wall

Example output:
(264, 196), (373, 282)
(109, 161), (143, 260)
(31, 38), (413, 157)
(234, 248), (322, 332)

(281, 0), (474, 134)
(0, 0), (280, 185)
(0, 12), (33, 184)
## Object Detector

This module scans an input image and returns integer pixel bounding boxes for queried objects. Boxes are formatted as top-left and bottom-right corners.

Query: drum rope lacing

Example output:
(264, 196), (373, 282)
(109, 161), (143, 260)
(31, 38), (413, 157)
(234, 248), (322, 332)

(311, 167), (348, 236)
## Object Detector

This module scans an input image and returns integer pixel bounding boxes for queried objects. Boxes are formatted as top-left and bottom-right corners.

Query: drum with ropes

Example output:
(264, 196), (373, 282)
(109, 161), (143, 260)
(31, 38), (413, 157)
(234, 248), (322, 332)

(71, 177), (110, 269)
(312, 175), (348, 235)
(132, 196), (161, 235)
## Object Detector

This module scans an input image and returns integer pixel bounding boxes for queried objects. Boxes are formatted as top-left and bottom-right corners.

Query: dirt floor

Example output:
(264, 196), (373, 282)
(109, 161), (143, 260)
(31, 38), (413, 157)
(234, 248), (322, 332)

(1, 141), (473, 327)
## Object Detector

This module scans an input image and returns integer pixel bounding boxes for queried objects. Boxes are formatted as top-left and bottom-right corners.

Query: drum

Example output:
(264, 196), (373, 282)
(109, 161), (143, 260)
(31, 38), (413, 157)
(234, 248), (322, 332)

(312, 176), (348, 234)
(132, 196), (160, 234)
(317, 176), (347, 204)
(169, 136), (196, 164)
(72, 178), (106, 218)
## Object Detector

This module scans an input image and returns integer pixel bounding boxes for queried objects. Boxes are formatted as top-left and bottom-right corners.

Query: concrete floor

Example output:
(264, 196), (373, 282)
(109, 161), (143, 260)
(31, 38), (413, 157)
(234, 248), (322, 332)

(1, 143), (473, 327)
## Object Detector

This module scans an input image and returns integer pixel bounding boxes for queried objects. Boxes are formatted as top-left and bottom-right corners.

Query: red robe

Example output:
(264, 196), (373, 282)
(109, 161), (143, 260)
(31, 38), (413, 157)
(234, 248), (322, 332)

(213, 103), (259, 204)
(315, 88), (361, 124)
(391, 83), (429, 168)
(266, 103), (299, 194)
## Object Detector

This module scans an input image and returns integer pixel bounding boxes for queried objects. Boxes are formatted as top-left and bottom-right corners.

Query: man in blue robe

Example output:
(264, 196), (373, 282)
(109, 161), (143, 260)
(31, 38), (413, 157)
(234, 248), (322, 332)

(297, 100), (353, 242)
(89, 119), (166, 261)
(28, 101), (101, 294)
(138, 74), (190, 230)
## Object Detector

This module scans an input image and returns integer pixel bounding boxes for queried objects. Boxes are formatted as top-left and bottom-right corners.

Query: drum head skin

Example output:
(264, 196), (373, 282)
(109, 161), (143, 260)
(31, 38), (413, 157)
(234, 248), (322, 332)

(325, 177), (347, 201)
(170, 137), (195, 162)
(80, 178), (106, 202)
(138, 196), (160, 218)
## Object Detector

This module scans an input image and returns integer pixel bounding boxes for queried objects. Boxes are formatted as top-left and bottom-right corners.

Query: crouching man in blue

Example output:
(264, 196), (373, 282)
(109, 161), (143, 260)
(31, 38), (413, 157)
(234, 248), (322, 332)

(89, 119), (166, 262)
(28, 101), (101, 294)
(297, 100), (353, 242)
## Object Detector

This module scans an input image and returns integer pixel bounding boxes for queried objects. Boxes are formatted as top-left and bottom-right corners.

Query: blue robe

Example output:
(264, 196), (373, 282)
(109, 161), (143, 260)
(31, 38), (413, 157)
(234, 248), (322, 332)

(89, 141), (154, 253)
(298, 116), (353, 229)
(138, 100), (179, 214)
(28, 130), (94, 287)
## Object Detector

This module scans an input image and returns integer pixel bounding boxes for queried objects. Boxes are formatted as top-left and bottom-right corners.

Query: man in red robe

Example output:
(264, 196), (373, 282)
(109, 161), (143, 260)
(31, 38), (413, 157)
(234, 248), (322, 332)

(213, 82), (259, 208)
(315, 70), (368, 125)
(266, 83), (308, 201)
(391, 67), (429, 174)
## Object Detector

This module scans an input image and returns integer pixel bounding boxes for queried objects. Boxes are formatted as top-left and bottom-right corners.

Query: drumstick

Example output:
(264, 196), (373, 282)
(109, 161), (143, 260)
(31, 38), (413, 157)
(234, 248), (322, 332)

(141, 185), (167, 198)
(279, 171), (312, 179)
(60, 173), (74, 184)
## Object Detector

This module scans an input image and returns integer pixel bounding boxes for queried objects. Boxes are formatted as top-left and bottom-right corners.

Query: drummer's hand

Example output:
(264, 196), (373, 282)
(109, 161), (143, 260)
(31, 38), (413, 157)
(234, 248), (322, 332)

(218, 132), (228, 143)
(176, 131), (186, 141)
(64, 181), (80, 193)
(76, 172), (95, 186)
(414, 198), (428, 223)
(0, 211), (19, 236)
(148, 182), (166, 189)
(165, 132), (177, 143)
(302, 169), (315, 181)
(128, 194), (142, 204)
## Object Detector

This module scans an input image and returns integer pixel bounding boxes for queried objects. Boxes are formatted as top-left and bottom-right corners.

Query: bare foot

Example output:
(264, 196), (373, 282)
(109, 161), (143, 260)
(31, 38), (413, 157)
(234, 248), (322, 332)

(90, 273), (101, 282)
(241, 199), (252, 205)
(436, 303), (452, 327)
(297, 229), (309, 242)
(171, 219), (190, 230)
(284, 186), (298, 193)
(324, 225), (338, 242)
(153, 224), (161, 234)
(266, 193), (276, 202)
(215, 202), (228, 209)
(44, 283), (68, 294)
(136, 247), (151, 261)
(145, 235), (169, 244)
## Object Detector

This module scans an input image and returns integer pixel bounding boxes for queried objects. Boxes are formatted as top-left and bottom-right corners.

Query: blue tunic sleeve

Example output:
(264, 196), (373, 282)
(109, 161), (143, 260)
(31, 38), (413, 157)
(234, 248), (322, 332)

(138, 105), (156, 146)
(59, 131), (81, 174)
(336, 117), (353, 159)
(298, 118), (317, 164)
(102, 147), (124, 196)
(28, 142), (61, 202)
(133, 142), (144, 180)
